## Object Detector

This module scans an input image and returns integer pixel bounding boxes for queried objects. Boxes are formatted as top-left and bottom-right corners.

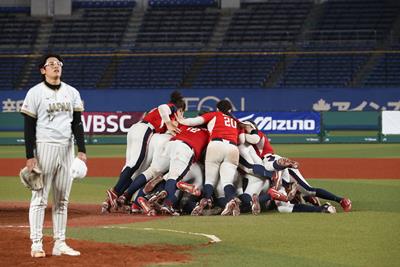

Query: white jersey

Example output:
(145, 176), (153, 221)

(21, 81), (84, 144)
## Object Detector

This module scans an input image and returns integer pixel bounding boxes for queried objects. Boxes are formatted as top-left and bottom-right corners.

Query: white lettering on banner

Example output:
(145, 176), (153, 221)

(81, 115), (91, 132)
(93, 115), (106, 132)
(184, 96), (245, 111)
(81, 114), (133, 133)
(312, 99), (400, 111)
(256, 117), (315, 131)
(119, 115), (131, 132)
(2, 98), (24, 112)
(106, 115), (118, 133)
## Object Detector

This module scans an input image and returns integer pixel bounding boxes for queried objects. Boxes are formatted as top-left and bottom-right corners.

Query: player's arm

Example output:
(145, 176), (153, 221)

(158, 104), (180, 135)
(21, 89), (39, 171)
(71, 111), (87, 162)
(22, 114), (37, 171)
(176, 111), (207, 126)
(245, 129), (261, 144)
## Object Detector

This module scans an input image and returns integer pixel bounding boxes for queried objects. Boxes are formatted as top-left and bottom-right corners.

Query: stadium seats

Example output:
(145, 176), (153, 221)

(277, 54), (368, 87)
(111, 56), (194, 88)
(149, 0), (216, 8)
(0, 57), (27, 90)
(308, 0), (400, 45)
(364, 53), (400, 87)
(135, 7), (218, 49)
(223, 0), (313, 49)
(0, 10), (39, 50)
(48, 4), (133, 50)
(191, 55), (281, 88)
(0, 0), (399, 89)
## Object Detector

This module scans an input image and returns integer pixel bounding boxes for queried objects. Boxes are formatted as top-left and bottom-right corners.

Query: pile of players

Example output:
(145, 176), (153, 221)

(101, 91), (352, 216)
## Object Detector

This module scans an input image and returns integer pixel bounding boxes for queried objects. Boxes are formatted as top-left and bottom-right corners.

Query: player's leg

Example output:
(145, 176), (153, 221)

(163, 142), (194, 210)
(177, 162), (204, 196)
(220, 144), (239, 203)
(241, 145), (274, 178)
(123, 141), (171, 200)
(203, 141), (225, 200)
(51, 143), (80, 256)
(191, 142), (222, 215)
(29, 142), (57, 256)
(240, 173), (266, 214)
(116, 133), (171, 209)
(289, 168), (351, 211)
(113, 123), (153, 195)
(238, 144), (256, 174)
(262, 153), (299, 172)
(219, 145), (241, 216)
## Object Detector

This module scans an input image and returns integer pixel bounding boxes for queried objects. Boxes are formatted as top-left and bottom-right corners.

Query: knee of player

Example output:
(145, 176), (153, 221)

(31, 197), (48, 207)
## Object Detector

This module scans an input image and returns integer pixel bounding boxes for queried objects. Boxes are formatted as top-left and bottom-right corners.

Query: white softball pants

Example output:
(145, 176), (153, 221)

(205, 140), (239, 190)
(29, 142), (74, 247)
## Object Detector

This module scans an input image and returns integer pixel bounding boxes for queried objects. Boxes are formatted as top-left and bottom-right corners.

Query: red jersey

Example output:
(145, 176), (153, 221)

(201, 111), (239, 144)
(142, 103), (177, 133)
(253, 130), (274, 158)
(172, 125), (209, 162)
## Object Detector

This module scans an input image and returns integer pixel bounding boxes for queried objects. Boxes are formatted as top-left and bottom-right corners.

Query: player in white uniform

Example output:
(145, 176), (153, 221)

(21, 54), (87, 258)
(101, 132), (173, 213)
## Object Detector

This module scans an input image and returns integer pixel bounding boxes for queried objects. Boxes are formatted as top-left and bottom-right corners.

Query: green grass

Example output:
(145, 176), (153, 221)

(2, 176), (400, 267)
(1, 144), (400, 158)
(1, 143), (399, 266)
(69, 179), (400, 267)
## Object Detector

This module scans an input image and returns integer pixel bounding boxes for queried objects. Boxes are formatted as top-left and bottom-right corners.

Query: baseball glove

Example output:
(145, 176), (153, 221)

(19, 166), (44, 191)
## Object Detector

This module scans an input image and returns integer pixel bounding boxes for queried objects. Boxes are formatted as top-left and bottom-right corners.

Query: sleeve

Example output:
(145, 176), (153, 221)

(245, 130), (261, 144)
(71, 111), (86, 153)
(238, 128), (246, 144)
(20, 90), (37, 118)
(179, 116), (205, 126)
(72, 89), (84, 112)
(23, 114), (37, 159)
(158, 104), (172, 123)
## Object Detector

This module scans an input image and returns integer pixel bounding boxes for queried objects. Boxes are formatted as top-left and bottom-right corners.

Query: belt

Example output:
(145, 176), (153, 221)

(141, 120), (155, 131)
(212, 138), (237, 146)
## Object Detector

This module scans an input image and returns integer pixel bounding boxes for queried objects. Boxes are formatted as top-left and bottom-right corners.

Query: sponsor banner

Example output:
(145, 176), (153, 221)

(234, 111), (321, 134)
(382, 111), (400, 135)
(82, 112), (143, 134)
(1, 88), (399, 112)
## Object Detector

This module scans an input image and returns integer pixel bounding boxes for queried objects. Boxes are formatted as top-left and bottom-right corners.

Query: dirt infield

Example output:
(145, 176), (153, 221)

(2, 157), (399, 179)
(0, 202), (192, 266)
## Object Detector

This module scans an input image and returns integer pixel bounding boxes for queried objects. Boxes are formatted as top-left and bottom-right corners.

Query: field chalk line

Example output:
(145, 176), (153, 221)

(1, 225), (222, 244)
(0, 225), (29, 228)
(102, 226), (222, 243)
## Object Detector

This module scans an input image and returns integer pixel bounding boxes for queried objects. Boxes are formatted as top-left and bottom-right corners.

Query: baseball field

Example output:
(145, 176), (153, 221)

(1, 143), (399, 267)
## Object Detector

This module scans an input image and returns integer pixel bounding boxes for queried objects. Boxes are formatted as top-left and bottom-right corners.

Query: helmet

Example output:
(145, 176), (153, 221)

(71, 157), (88, 180)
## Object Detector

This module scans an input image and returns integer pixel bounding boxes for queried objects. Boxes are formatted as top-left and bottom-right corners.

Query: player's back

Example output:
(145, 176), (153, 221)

(142, 103), (176, 133)
(202, 111), (239, 144)
(174, 125), (209, 161)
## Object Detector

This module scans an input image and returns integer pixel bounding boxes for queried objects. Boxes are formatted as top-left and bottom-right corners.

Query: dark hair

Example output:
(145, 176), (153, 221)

(169, 90), (186, 110)
(216, 100), (233, 115)
(38, 53), (63, 70)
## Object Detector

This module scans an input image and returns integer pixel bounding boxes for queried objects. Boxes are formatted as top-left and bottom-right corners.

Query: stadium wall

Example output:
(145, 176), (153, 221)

(1, 88), (399, 112)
